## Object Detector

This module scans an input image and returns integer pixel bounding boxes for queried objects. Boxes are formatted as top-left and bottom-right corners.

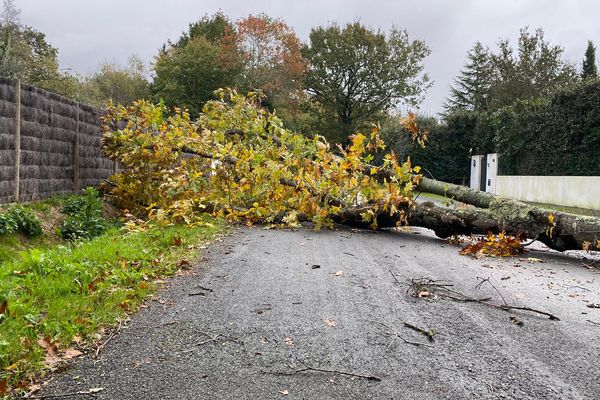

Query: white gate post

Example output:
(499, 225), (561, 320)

(470, 155), (484, 191)
(485, 153), (498, 194)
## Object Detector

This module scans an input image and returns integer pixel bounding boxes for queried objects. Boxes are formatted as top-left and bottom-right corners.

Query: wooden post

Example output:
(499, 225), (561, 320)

(73, 103), (80, 192)
(14, 79), (21, 203)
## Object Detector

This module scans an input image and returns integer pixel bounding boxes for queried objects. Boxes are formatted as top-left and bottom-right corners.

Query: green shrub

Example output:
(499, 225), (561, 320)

(0, 206), (43, 237)
(60, 188), (110, 240)
(0, 212), (18, 235)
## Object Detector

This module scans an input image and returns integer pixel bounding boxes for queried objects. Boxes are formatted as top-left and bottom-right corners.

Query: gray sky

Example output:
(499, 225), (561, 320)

(18, 0), (600, 114)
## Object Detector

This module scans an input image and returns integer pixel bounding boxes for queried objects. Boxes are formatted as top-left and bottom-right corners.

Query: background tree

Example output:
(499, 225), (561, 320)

(0, 0), (79, 97)
(487, 28), (577, 110)
(444, 42), (494, 114)
(236, 14), (306, 109)
(446, 28), (577, 114)
(86, 56), (150, 106)
(152, 13), (243, 115)
(581, 40), (598, 79)
(302, 22), (431, 143)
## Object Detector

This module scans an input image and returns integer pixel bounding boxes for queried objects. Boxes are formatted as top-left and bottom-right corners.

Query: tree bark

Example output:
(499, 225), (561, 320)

(335, 195), (600, 252)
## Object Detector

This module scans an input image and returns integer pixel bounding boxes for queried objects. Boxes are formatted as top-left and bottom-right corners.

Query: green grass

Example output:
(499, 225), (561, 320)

(523, 201), (600, 218)
(416, 192), (460, 207)
(0, 216), (223, 393)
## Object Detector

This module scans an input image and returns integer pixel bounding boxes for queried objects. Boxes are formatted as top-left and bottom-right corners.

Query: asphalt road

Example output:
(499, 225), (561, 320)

(37, 227), (600, 399)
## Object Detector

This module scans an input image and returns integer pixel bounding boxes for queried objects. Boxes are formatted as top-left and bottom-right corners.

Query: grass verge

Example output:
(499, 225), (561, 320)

(0, 215), (223, 396)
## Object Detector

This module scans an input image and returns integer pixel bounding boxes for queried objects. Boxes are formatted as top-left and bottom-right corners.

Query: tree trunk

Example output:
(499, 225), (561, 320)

(335, 182), (600, 252)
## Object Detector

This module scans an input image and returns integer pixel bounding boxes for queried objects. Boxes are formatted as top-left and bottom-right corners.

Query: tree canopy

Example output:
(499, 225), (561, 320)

(152, 13), (242, 115)
(302, 22), (431, 143)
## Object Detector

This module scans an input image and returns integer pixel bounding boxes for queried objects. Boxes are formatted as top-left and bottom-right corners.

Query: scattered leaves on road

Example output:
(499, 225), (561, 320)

(460, 232), (526, 258)
(284, 337), (294, 347)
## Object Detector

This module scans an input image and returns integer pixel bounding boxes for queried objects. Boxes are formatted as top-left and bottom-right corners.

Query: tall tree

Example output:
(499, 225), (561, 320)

(84, 56), (150, 106)
(446, 28), (577, 114)
(582, 40), (598, 80)
(0, 2), (79, 98)
(488, 28), (577, 109)
(152, 13), (243, 115)
(302, 22), (430, 143)
(236, 14), (306, 108)
(444, 42), (494, 113)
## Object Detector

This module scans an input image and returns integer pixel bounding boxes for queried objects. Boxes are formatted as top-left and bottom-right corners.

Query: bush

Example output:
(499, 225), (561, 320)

(60, 188), (110, 240)
(0, 212), (18, 235)
(458, 78), (600, 176)
(0, 206), (43, 237)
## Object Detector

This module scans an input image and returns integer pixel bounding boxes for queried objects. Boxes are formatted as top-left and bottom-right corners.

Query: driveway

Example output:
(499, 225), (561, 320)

(36, 227), (600, 399)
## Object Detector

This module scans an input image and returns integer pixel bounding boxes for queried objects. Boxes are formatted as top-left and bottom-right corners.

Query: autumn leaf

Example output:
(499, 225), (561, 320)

(37, 337), (60, 368)
(324, 318), (337, 327)
(284, 336), (294, 347)
(582, 241), (591, 252)
(63, 349), (83, 359)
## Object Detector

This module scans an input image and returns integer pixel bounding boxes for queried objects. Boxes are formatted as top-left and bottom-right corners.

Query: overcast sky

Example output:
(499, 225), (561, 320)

(18, 0), (600, 114)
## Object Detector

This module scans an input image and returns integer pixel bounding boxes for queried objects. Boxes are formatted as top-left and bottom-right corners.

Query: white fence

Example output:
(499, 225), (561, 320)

(470, 155), (600, 211)
(496, 176), (600, 211)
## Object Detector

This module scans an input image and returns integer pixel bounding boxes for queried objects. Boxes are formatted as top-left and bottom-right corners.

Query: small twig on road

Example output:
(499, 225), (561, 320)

(404, 277), (454, 296)
(194, 285), (213, 292)
(94, 319), (123, 359)
(403, 322), (435, 342)
(476, 276), (508, 306)
(194, 331), (241, 346)
(24, 390), (99, 399)
(389, 270), (401, 285)
(587, 320), (600, 326)
(372, 321), (434, 348)
(264, 363), (381, 382)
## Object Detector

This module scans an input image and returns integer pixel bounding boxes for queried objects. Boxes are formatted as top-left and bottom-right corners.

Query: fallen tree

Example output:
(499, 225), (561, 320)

(100, 91), (600, 253)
